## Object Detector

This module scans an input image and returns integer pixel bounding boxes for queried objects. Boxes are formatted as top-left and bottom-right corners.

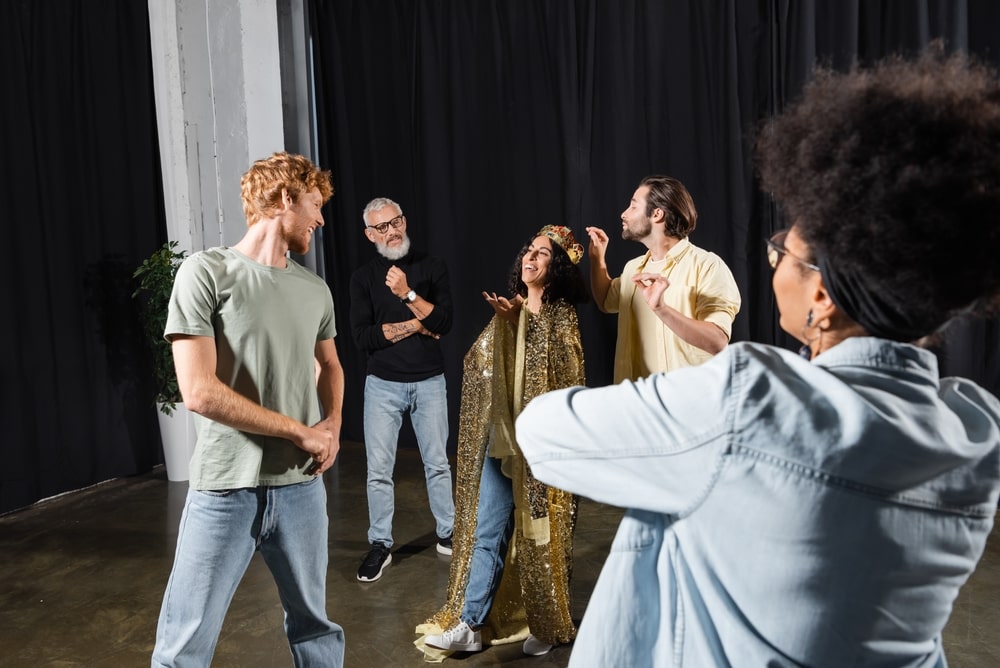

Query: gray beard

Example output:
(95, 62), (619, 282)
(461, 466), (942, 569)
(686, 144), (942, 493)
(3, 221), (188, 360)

(376, 234), (411, 261)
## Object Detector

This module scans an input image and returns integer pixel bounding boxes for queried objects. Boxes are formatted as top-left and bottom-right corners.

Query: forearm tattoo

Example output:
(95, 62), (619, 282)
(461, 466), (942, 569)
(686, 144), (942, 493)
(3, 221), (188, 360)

(383, 321), (416, 343)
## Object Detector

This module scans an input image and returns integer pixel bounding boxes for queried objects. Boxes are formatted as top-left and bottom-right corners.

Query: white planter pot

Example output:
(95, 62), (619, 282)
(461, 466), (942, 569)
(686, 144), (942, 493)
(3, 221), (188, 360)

(156, 403), (198, 482)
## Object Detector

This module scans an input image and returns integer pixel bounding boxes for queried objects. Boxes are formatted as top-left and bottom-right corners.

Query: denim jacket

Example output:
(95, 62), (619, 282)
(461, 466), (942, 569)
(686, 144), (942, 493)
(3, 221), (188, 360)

(517, 338), (1000, 667)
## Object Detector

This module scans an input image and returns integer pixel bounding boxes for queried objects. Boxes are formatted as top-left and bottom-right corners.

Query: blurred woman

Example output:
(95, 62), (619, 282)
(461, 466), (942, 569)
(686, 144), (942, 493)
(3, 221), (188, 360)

(417, 225), (588, 659)
(516, 49), (1000, 667)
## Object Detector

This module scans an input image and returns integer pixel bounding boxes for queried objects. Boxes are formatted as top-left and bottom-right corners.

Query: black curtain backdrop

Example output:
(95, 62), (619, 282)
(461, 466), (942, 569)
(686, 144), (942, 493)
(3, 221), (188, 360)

(310, 0), (768, 446)
(3, 1), (998, 513)
(1, 1), (166, 513)
(309, 0), (1000, 448)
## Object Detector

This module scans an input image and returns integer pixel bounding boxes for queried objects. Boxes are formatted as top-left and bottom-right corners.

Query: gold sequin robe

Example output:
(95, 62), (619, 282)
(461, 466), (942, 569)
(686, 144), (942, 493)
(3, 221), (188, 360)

(415, 300), (585, 659)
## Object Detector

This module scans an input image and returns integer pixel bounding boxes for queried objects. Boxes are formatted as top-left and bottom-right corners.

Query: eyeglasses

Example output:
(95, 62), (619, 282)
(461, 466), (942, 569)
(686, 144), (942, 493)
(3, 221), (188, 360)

(766, 230), (819, 272)
(367, 215), (405, 234)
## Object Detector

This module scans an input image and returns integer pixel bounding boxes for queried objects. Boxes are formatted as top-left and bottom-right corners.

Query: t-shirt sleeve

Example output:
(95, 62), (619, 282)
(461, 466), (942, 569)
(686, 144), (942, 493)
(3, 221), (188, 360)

(317, 284), (337, 341)
(164, 254), (218, 341)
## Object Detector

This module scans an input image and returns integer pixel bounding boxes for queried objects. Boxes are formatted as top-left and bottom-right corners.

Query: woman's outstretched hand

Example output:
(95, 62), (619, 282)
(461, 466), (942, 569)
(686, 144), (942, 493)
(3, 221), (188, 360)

(483, 292), (523, 324)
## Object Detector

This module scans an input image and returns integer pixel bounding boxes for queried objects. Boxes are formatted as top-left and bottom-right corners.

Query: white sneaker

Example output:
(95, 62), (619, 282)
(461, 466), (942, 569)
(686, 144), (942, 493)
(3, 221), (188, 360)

(425, 621), (482, 652)
(523, 634), (553, 656)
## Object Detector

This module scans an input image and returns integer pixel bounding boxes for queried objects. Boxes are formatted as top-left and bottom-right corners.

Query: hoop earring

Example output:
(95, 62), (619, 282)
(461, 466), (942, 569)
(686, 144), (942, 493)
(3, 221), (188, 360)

(799, 309), (818, 359)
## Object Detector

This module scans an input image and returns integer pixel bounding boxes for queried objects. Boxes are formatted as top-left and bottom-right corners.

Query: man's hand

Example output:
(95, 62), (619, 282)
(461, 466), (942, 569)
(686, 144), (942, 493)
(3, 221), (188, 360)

(483, 292), (523, 324)
(298, 420), (339, 475)
(632, 272), (670, 310)
(586, 226), (614, 309)
(585, 226), (609, 263)
(386, 265), (409, 299)
(630, 272), (729, 355)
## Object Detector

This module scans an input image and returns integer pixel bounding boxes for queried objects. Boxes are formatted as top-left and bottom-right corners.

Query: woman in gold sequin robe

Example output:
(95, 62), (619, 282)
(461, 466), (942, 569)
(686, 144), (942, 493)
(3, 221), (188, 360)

(416, 226), (588, 660)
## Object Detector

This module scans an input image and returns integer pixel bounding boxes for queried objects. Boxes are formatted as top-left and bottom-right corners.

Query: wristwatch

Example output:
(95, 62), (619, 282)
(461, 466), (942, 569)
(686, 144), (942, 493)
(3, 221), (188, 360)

(401, 289), (417, 304)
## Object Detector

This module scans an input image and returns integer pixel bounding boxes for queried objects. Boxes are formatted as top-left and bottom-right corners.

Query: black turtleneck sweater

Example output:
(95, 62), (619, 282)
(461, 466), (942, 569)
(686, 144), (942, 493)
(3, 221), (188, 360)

(349, 250), (453, 382)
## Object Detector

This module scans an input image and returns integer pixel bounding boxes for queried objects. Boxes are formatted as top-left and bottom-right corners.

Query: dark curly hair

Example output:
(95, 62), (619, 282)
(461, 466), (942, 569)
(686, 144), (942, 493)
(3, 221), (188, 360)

(757, 45), (1000, 338)
(507, 235), (589, 305)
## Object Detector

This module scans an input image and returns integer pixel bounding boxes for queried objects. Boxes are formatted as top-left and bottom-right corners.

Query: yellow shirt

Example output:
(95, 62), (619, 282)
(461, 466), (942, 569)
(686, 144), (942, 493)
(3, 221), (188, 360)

(603, 238), (741, 382)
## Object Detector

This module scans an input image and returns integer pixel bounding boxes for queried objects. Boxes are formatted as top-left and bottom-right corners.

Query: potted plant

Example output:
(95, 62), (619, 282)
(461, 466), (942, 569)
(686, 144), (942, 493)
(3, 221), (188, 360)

(133, 241), (196, 481)
(133, 241), (187, 413)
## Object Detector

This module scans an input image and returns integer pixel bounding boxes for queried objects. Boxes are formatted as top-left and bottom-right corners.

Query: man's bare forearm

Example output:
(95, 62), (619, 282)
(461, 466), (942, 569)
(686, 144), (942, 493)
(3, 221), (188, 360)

(652, 305), (729, 354)
(186, 377), (307, 442)
(382, 320), (421, 343)
(174, 336), (307, 443)
(590, 263), (612, 311)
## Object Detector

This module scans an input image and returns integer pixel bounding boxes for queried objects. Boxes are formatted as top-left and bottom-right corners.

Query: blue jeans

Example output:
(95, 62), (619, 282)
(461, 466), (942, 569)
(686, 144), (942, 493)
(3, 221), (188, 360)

(461, 455), (515, 627)
(152, 477), (345, 667)
(363, 373), (454, 547)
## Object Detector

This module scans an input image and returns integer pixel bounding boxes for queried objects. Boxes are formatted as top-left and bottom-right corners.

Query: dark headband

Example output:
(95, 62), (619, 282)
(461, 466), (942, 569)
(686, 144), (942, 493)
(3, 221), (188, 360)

(818, 257), (936, 342)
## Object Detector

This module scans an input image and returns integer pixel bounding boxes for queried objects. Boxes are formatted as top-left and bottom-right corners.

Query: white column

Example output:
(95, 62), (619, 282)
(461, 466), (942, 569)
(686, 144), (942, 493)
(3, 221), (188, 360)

(148, 0), (196, 253)
(148, 0), (286, 251)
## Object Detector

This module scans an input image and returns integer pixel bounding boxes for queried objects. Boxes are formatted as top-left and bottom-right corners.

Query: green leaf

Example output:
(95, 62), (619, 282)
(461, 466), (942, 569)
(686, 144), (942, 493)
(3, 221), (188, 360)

(132, 241), (188, 408)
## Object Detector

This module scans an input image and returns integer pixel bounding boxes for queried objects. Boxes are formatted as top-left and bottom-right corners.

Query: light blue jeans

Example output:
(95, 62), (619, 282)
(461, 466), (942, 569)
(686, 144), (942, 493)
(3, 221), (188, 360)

(461, 455), (515, 627)
(363, 373), (454, 547)
(152, 477), (345, 667)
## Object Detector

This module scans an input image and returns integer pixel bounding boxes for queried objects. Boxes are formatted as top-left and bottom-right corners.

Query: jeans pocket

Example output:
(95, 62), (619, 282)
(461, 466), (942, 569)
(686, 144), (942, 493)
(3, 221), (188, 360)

(196, 488), (236, 498)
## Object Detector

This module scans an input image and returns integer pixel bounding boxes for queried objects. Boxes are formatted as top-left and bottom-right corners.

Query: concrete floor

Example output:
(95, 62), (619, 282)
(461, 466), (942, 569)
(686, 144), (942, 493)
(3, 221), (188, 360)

(1, 441), (997, 667)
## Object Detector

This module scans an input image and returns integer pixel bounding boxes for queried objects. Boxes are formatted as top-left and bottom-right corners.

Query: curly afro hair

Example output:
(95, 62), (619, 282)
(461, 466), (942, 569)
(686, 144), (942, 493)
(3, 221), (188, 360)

(756, 45), (1000, 337)
(507, 235), (589, 305)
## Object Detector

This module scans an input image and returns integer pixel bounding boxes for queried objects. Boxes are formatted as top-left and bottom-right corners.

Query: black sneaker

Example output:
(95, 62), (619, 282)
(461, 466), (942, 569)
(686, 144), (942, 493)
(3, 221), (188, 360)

(357, 542), (392, 582)
(436, 535), (453, 556)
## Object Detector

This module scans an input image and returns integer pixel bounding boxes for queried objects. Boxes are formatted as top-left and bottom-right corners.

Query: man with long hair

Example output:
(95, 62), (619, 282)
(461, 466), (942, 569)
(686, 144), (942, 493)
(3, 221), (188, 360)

(587, 175), (741, 383)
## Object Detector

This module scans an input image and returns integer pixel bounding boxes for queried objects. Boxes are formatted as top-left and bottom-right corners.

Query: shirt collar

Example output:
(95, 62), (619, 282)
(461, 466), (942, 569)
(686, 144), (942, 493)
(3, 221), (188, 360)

(637, 237), (691, 272)
(813, 336), (938, 378)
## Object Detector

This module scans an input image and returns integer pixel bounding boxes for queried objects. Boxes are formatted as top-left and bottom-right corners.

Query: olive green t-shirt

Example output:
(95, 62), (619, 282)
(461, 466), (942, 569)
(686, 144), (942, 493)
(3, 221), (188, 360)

(165, 247), (336, 489)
